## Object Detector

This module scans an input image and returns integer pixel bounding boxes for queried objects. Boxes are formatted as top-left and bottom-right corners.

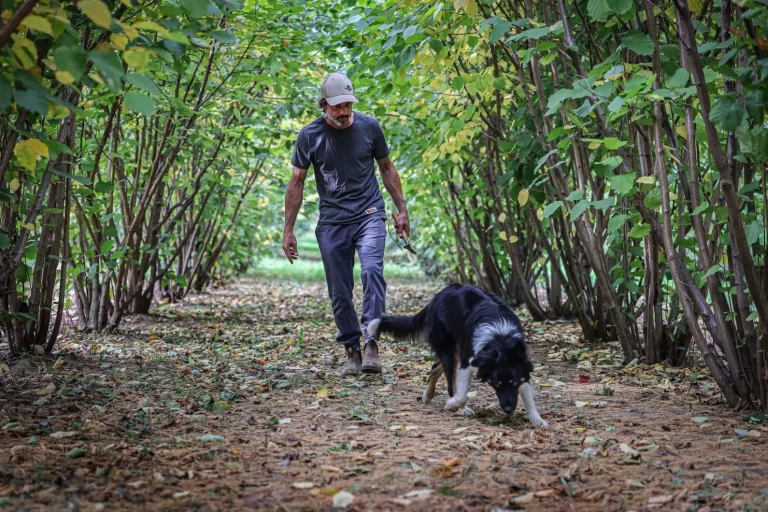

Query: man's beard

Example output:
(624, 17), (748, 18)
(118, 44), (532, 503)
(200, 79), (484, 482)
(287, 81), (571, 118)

(325, 111), (351, 127)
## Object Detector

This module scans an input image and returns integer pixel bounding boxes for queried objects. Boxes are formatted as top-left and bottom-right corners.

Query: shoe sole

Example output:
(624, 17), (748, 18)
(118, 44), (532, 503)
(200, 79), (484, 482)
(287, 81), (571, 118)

(361, 366), (381, 374)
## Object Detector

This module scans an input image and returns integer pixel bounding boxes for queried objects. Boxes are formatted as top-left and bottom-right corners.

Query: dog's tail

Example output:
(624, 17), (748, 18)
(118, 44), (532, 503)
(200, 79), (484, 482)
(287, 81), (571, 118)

(368, 308), (428, 343)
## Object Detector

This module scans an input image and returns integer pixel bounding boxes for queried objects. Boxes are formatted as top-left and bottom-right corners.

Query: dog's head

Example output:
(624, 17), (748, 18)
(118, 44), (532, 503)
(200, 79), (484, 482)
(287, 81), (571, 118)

(471, 335), (533, 414)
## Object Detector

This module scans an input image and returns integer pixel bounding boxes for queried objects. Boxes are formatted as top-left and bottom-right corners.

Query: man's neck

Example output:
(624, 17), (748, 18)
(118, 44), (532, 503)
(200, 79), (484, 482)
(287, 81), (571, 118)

(324, 111), (355, 130)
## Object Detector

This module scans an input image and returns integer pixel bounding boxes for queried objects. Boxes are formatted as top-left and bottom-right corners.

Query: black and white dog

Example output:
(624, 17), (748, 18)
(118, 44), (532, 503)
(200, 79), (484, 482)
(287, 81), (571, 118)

(368, 284), (547, 427)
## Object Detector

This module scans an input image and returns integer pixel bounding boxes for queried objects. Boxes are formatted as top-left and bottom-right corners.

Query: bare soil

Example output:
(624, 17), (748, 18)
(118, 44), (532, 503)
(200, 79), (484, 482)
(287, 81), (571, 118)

(1, 277), (767, 511)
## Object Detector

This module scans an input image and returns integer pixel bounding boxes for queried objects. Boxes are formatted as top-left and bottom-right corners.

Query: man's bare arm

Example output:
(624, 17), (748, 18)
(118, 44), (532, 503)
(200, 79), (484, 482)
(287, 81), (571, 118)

(377, 157), (410, 238)
(283, 166), (308, 263)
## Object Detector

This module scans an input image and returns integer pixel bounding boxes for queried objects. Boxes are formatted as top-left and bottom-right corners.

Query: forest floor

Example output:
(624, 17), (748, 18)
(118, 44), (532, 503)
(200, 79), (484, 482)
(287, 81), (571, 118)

(2, 272), (768, 511)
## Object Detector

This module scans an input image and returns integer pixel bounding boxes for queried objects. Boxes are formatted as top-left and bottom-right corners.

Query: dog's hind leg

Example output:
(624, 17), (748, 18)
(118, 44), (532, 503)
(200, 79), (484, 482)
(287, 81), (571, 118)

(436, 352), (457, 398)
(422, 361), (443, 405)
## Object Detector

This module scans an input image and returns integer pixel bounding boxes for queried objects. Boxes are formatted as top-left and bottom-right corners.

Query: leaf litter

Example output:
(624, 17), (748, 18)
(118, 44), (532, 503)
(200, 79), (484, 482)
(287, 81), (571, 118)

(0, 276), (767, 510)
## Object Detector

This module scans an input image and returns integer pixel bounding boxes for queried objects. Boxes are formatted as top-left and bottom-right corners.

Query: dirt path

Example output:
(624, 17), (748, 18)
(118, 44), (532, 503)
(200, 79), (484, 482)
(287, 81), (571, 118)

(2, 277), (767, 511)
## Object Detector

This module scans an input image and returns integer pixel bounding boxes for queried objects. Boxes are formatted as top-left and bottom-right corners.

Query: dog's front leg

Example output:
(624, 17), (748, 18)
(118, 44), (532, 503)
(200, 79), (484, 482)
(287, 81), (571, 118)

(521, 382), (548, 427)
(445, 365), (473, 411)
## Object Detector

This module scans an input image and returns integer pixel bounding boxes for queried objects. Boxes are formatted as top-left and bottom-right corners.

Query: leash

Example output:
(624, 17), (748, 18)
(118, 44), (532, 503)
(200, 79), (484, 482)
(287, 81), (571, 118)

(386, 212), (417, 255)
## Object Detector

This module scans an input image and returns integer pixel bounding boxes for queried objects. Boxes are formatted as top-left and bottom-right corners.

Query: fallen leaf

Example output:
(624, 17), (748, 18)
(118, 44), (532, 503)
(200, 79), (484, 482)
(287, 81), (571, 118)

(691, 416), (709, 424)
(279, 418), (291, 424)
(197, 434), (224, 442)
(52, 358), (64, 370)
(127, 480), (146, 488)
(442, 457), (462, 467)
(50, 431), (78, 439)
(35, 383), (56, 396)
(747, 430), (762, 438)
(292, 482), (314, 489)
(66, 448), (87, 458)
(320, 465), (344, 473)
(173, 491), (190, 499)
(332, 490), (355, 508)
(535, 489), (557, 497)
(648, 494), (674, 505)
(620, 443), (640, 458)
(512, 492), (535, 504)
(317, 387), (329, 398)
(403, 489), (432, 500)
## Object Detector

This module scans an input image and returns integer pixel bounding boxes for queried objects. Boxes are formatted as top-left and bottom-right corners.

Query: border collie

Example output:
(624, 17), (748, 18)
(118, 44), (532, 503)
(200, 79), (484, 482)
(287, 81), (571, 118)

(368, 284), (547, 427)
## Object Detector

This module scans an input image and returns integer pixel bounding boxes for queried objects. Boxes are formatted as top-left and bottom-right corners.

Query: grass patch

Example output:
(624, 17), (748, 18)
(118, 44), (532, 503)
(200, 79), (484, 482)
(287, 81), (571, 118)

(255, 229), (423, 282)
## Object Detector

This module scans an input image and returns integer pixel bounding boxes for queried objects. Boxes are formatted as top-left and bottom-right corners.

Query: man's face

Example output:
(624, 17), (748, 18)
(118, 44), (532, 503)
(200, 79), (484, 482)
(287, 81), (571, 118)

(325, 102), (353, 127)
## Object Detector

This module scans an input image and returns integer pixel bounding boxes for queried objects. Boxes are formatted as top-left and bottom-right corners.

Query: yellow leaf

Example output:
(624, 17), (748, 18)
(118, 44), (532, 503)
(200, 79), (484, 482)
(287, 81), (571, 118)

(499, 231), (508, 241)
(133, 20), (168, 35)
(2, 9), (12, 23)
(689, 0), (702, 13)
(11, 34), (37, 68)
(117, 21), (139, 40)
(14, 138), (49, 171)
(48, 103), (69, 119)
(518, 188), (530, 206)
(78, 0), (112, 29)
(670, 192), (678, 200)
(23, 223), (35, 230)
(675, 125), (687, 140)
(22, 14), (54, 36)
(465, 0), (478, 16)
(316, 387), (329, 398)
(509, 235), (519, 243)
(123, 47), (151, 71)
(120, 0), (137, 7)
(635, 176), (656, 185)
(10, 179), (20, 192)
(56, 70), (75, 85)
(538, 256), (547, 265)
(588, 140), (602, 150)
(453, 0), (467, 10)
(537, 207), (543, 221)
(498, 212), (506, 223)
(110, 33), (129, 51)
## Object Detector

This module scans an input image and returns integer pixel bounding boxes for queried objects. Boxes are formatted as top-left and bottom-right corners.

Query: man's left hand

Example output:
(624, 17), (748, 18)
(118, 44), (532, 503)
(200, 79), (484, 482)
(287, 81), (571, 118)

(393, 211), (410, 239)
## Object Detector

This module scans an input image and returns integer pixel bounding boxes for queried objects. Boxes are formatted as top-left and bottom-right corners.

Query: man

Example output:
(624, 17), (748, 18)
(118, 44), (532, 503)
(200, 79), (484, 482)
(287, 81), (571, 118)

(283, 72), (410, 377)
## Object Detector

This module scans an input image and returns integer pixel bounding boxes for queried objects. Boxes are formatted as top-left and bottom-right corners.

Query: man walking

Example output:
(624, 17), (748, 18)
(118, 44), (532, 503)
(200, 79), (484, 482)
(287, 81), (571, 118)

(282, 72), (410, 376)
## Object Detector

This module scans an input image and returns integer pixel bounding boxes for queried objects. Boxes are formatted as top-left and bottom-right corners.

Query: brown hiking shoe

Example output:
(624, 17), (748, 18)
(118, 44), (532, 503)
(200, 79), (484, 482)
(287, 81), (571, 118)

(361, 340), (382, 374)
(341, 344), (362, 377)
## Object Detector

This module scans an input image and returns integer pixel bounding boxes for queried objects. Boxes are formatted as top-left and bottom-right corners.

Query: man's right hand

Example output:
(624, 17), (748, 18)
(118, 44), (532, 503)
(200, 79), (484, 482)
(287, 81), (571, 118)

(282, 231), (298, 263)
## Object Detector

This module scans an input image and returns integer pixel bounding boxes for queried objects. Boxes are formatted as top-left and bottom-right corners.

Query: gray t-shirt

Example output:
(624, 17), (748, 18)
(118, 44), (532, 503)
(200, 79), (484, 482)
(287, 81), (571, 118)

(291, 113), (390, 225)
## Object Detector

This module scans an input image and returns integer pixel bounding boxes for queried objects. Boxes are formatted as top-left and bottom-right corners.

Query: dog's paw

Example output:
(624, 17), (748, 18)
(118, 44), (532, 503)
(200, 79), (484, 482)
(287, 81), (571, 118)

(444, 396), (467, 411)
(422, 389), (433, 405)
(529, 415), (549, 428)
(461, 406), (475, 417)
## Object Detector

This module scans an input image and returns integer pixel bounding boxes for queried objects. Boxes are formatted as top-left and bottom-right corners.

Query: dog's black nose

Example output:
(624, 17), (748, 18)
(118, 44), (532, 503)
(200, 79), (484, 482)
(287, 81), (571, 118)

(502, 405), (515, 414)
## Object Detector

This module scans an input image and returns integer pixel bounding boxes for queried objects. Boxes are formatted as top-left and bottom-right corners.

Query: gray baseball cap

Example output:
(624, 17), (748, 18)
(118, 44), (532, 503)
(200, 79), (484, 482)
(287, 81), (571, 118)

(321, 73), (359, 106)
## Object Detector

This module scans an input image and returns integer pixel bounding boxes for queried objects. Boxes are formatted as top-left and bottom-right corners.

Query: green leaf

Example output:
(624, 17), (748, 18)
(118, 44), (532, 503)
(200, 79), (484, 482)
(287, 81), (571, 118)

(603, 137), (627, 150)
(665, 68), (689, 89)
(542, 201), (563, 218)
(100, 240), (114, 254)
(746, 311), (759, 322)
(622, 31), (654, 56)
(94, 181), (112, 193)
(570, 199), (590, 220)
(124, 91), (157, 116)
(591, 197), (615, 211)
(609, 172), (636, 195)
(211, 30), (236, 43)
(374, 56), (392, 77)
(180, 0), (211, 18)
(395, 45), (416, 68)
(629, 223), (651, 238)
(210, 401), (230, 413)
(452, 76), (466, 90)
(643, 188), (662, 209)
(0, 233), (9, 249)
(0, 74), (11, 111)
(568, 189), (585, 201)
(54, 45), (88, 81)
(608, 214), (628, 232)
(13, 89), (49, 115)
(66, 448), (87, 458)
(124, 73), (160, 96)
(691, 416), (710, 424)
(607, 0), (633, 15)
(709, 96), (745, 132)
(489, 21), (511, 43)
(428, 38), (444, 53)
(498, 140), (515, 152)
(705, 265), (720, 278)
(587, 0), (610, 21)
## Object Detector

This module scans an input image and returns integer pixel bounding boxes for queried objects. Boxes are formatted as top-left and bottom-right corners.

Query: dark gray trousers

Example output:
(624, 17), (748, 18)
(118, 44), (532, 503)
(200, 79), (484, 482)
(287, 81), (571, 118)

(315, 215), (386, 347)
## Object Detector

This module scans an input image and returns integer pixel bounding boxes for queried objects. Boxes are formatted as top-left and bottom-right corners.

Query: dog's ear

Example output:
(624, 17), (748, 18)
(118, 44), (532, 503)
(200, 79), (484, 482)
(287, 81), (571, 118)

(471, 347), (499, 368)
